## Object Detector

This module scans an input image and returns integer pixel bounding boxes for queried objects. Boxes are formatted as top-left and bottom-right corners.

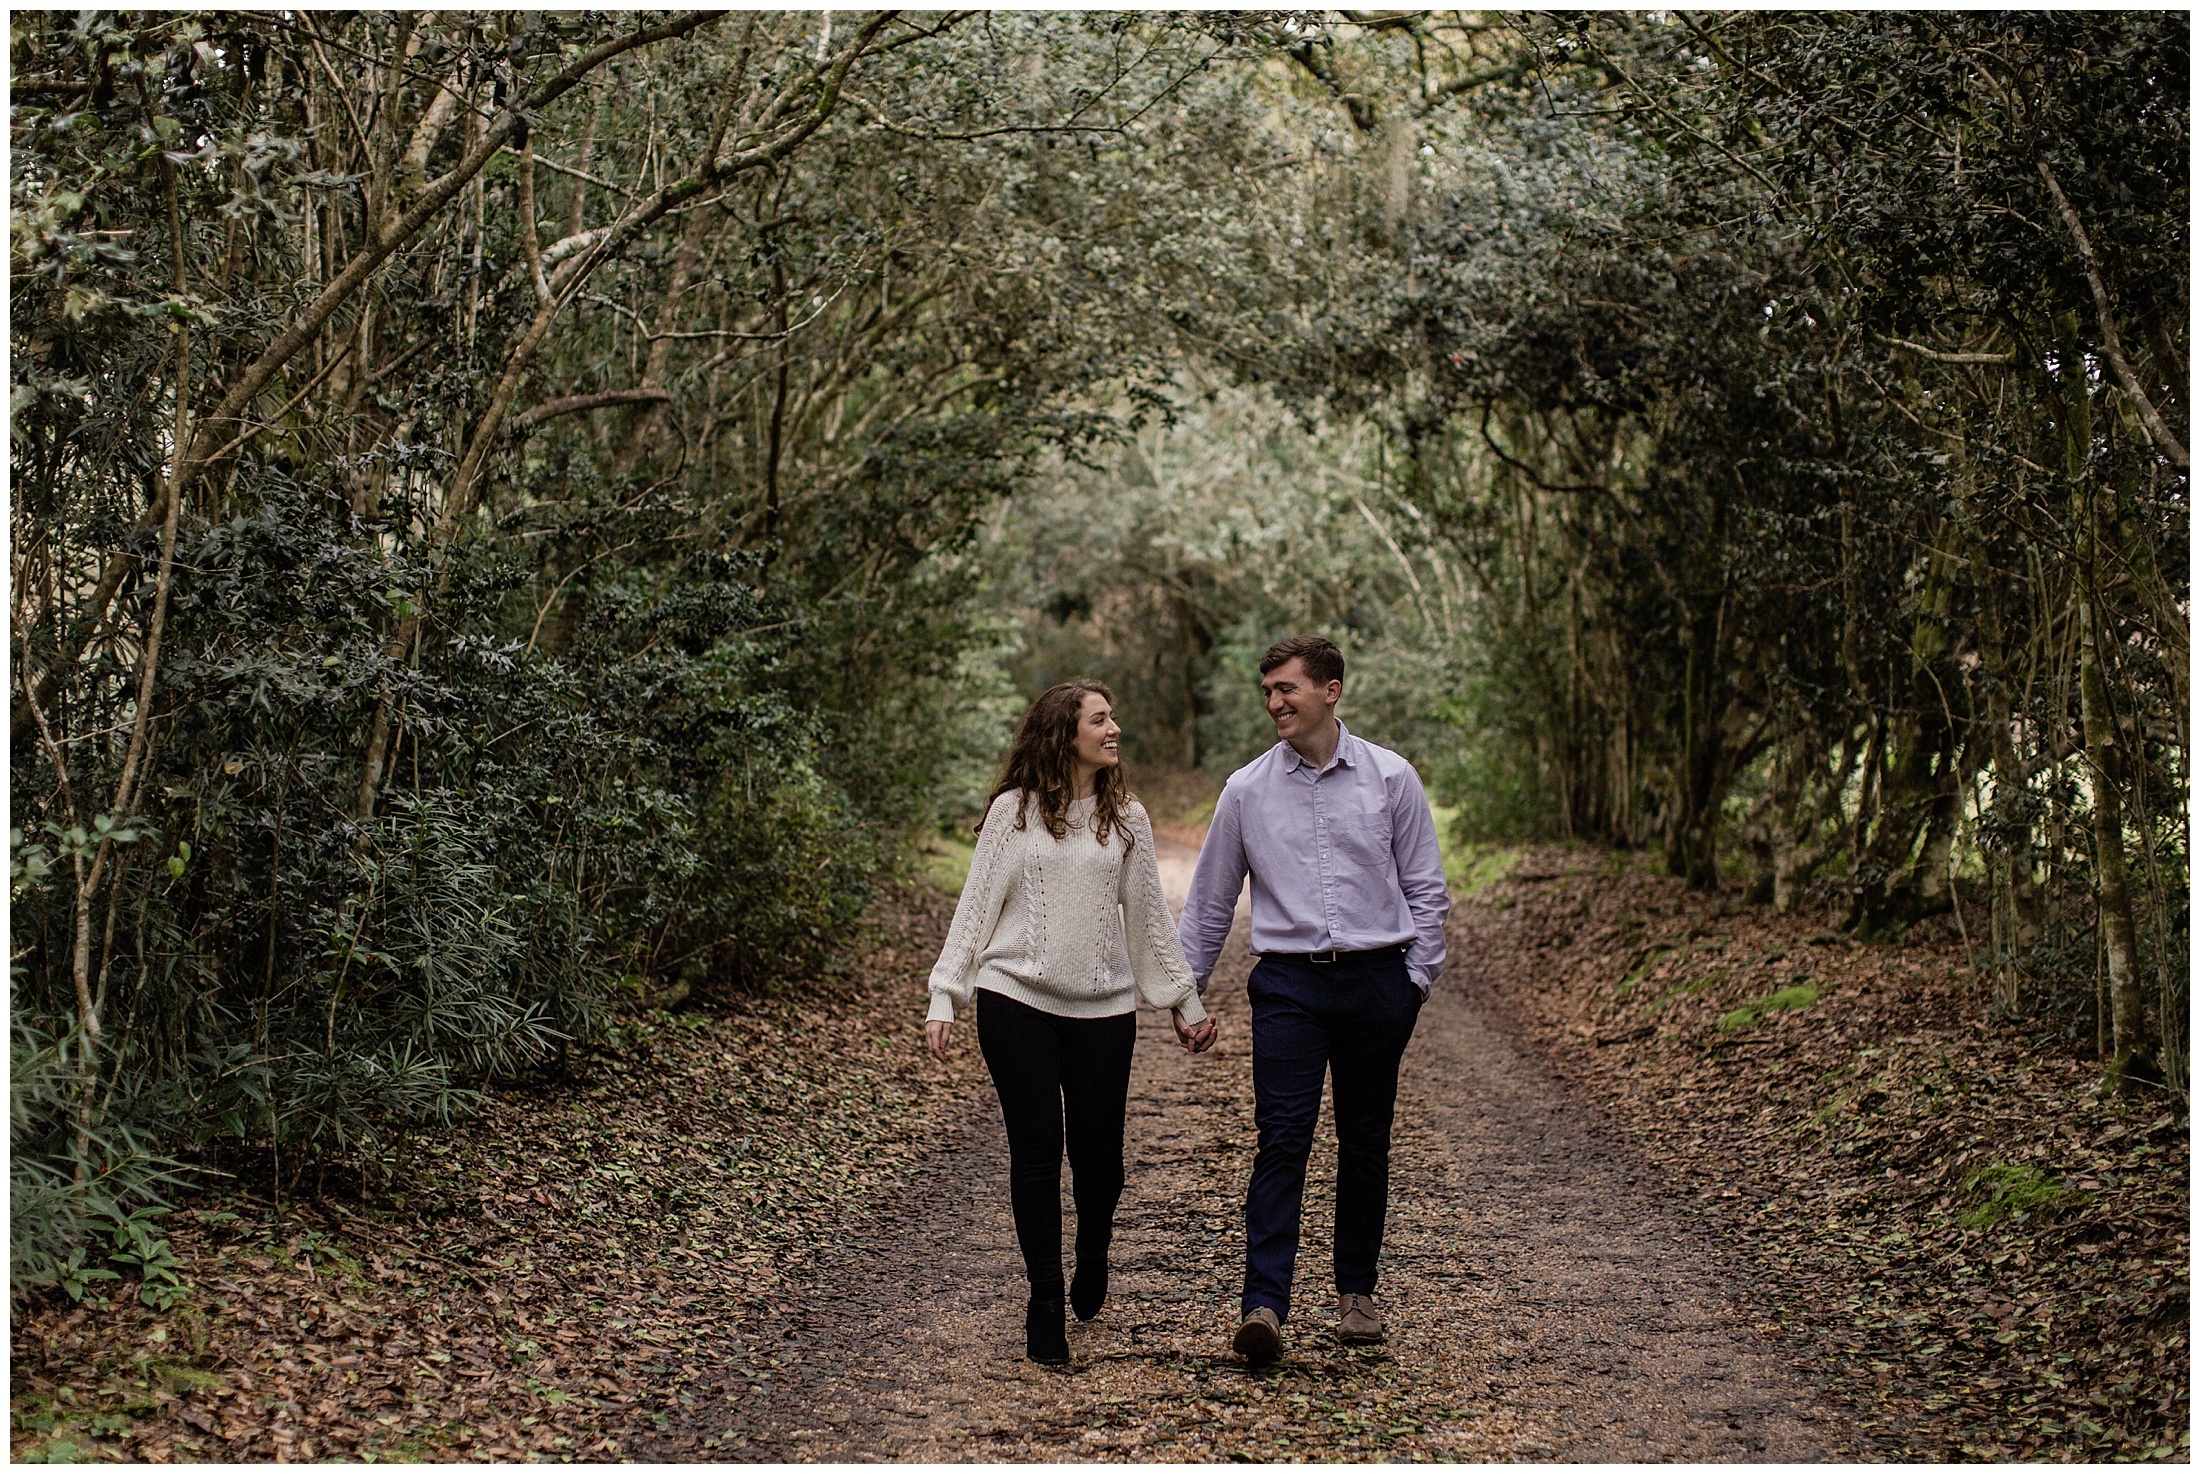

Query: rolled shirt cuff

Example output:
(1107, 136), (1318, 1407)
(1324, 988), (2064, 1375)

(1407, 965), (1434, 996)
(925, 991), (957, 1024)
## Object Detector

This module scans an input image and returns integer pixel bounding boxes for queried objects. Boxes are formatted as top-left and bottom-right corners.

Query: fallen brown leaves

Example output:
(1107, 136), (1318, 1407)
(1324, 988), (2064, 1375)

(1457, 845), (2190, 1462)
(10, 883), (985, 1464)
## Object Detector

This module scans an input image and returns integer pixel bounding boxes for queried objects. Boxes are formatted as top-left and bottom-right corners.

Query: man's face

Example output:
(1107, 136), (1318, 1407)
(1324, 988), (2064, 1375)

(1260, 657), (1340, 745)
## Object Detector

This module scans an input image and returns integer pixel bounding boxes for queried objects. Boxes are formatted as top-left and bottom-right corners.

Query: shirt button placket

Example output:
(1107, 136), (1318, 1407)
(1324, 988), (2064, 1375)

(1316, 772), (1336, 937)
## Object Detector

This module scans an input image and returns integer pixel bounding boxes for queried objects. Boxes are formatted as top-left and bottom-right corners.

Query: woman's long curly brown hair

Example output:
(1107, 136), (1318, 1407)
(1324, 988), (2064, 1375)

(979, 679), (1135, 849)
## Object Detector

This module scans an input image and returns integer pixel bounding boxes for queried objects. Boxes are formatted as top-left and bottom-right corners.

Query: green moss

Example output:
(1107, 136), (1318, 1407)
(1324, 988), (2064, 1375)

(1640, 966), (1726, 1015)
(150, 1361), (222, 1395)
(1717, 981), (1821, 1032)
(1764, 983), (1820, 1010)
(1961, 1163), (2073, 1228)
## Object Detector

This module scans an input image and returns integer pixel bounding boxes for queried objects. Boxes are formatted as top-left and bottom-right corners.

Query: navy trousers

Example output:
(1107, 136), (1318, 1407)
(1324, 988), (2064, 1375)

(1242, 949), (1423, 1320)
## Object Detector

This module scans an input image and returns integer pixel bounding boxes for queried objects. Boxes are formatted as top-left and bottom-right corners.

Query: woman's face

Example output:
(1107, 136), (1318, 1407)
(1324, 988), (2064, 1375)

(1072, 691), (1121, 774)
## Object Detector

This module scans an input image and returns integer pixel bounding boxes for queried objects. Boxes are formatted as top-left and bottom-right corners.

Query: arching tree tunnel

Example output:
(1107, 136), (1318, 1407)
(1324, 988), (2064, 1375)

(11, 12), (2187, 1460)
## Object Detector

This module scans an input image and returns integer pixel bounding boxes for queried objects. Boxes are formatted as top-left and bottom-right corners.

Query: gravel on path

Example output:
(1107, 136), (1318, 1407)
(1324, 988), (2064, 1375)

(657, 845), (1857, 1461)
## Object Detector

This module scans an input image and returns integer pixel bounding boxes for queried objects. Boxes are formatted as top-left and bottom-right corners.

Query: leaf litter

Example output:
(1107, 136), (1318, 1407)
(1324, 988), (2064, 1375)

(10, 885), (987, 1463)
(1459, 845), (2189, 1463)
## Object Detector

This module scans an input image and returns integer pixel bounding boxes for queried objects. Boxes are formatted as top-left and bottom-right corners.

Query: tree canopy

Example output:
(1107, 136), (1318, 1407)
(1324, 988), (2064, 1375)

(10, 10), (2186, 1290)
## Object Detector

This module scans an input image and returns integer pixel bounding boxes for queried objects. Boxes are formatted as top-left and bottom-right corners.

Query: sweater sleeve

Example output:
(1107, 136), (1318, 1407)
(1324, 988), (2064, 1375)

(926, 792), (1021, 1023)
(1118, 805), (1207, 1023)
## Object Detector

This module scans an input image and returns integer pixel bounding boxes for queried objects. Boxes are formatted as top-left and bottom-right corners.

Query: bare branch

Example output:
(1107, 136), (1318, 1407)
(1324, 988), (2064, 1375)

(1882, 336), (2015, 366)
(2036, 157), (2188, 467)
(512, 389), (674, 430)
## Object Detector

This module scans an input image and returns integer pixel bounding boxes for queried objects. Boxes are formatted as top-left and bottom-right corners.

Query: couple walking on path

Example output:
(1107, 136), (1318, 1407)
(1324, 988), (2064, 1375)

(924, 634), (1451, 1366)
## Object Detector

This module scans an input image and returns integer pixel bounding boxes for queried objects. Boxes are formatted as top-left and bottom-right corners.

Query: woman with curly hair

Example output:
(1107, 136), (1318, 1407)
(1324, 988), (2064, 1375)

(925, 679), (1218, 1366)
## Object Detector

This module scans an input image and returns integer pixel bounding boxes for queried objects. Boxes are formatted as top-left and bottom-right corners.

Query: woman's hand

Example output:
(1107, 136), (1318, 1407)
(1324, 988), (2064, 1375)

(926, 1019), (953, 1062)
(1172, 1008), (1218, 1054)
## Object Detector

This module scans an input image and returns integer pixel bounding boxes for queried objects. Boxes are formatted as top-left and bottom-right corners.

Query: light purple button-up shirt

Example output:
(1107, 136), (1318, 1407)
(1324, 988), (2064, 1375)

(1178, 722), (1450, 995)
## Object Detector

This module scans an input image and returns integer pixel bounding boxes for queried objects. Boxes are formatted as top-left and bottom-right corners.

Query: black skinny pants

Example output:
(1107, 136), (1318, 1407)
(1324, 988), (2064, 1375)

(974, 989), (1137, 1298)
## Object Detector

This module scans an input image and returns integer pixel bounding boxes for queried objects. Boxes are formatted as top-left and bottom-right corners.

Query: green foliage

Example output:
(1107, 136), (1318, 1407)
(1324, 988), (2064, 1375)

(688, 774), (877, 991)
(1717, 983), (1822, 1033)
(10, 1014), (179, 1298)
(1125, 12), (2185, 1082)
(9, 9), (1327, 1282)
(994, 380), (1468, 782)
(915, 831), (978, 899)
(11, 1032), (189, 1309)
(100, 1207), (190, 1311)
(1438, 833), (1521, 897)
(1960, 1163), (2073, 1229)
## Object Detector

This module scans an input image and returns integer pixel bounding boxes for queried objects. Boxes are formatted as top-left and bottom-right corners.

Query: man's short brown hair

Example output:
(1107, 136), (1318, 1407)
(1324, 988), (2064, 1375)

(1259, 634), (1344, 688)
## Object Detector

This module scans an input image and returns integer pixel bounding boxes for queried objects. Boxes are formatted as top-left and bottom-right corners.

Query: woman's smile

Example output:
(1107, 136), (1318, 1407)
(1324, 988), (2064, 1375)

(1073, 692), (1122, 776)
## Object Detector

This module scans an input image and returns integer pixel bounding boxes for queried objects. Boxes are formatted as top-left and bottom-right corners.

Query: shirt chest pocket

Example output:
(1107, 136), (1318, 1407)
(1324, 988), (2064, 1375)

(1330, 797), (1393, 867)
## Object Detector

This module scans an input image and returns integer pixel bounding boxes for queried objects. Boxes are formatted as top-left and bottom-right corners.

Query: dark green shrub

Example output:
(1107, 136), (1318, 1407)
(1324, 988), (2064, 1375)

(10, 1014), (178, 1297)
(689, 774), (878, 991)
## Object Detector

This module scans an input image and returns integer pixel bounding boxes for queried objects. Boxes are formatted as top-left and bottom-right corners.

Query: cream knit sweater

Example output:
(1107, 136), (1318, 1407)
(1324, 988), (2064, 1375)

(926, 790), (1208, 1025)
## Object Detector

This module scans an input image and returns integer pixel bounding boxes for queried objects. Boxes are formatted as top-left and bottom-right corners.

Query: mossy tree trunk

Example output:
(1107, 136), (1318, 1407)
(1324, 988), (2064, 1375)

(2056, 312), (2154, 1083)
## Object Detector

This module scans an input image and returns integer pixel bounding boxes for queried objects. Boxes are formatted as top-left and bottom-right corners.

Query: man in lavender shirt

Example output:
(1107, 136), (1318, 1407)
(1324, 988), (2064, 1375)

(1177, 635), (1450, 1364)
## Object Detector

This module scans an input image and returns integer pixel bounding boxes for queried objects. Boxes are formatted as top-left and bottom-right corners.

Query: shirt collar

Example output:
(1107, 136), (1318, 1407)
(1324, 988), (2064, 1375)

(1281, 720), (1357, 774)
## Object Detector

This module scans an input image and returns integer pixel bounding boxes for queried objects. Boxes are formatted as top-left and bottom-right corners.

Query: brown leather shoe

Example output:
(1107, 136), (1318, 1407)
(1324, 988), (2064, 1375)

(1338, 1293), (1386, 1344)
(1232, 1306), (1283, 1364)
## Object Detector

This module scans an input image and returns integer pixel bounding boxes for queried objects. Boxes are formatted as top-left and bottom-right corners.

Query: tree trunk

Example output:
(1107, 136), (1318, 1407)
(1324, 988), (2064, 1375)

(1848, 507), (1968, 938)
(617, 172), (722, 473)
(2054, 311), (2154, 1084)
(2077, 588), (2151, 1081)
(1666, 601), (1725, 889)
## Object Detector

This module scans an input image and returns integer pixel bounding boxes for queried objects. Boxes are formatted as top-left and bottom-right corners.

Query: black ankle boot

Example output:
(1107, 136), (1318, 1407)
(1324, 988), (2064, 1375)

(1070, 1245), (1109, 1322)
(1026, 1294), (1070, 1365)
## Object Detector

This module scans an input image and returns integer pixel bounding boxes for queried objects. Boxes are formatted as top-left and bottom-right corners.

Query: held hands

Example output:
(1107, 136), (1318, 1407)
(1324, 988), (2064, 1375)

(1172, 1008), (1219, 1054)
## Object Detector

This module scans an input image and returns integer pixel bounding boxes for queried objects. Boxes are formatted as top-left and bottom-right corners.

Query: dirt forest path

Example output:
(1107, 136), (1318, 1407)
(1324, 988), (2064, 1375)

(649, 839), (1859, 1461)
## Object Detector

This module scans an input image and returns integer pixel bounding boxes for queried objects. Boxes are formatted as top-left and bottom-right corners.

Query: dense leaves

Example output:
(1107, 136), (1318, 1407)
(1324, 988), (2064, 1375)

(973, 15), (2185, 1101)
(1072, 12), (2188, 1084)
(7, 9), (1311, 1267)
